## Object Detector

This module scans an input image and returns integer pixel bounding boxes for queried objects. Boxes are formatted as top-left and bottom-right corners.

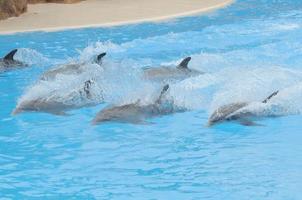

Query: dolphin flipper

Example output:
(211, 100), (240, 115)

(177, 57), (191, 69)
(4, 49), (18, 61)
(238, 118), (263, 126)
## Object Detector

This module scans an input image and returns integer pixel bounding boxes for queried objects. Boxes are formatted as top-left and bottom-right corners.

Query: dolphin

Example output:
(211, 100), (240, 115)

(0, 49), (27, 71)
(40, 52), (106, 81)
(92, 84), (183, 125)
(12, 80), (101, 116)
(208, 90), (279, 126)
(143, 57), (203, 82)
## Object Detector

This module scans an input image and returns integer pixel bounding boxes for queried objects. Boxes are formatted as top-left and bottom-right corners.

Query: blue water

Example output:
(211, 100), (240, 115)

(1, 0), (302, 199)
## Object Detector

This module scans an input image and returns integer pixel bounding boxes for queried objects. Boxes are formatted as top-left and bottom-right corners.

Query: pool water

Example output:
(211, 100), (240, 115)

(1, 0), (302, 199)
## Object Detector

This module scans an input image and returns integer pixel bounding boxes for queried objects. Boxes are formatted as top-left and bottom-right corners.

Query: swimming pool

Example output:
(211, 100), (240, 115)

(1, 0), (302, 199)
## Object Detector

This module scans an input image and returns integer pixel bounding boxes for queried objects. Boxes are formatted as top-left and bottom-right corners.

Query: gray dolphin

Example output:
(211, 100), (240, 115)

(12, 80), (100, 116)
(92, 84), (182, 125)
(0, 49), (27, 71)
(143, 57), (203, 82)
(40, 52), (106, 81)
(208, 91), (279, 126)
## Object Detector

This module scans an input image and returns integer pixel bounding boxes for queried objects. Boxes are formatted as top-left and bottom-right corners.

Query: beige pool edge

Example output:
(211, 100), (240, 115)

(0, 0), (234, 35)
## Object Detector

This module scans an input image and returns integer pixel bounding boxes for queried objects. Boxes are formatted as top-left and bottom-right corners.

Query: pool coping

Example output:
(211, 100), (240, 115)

(0, 0), (234, 35)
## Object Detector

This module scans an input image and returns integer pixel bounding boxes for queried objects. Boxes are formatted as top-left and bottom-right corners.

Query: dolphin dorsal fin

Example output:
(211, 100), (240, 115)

(4, 49), (18, 61)
(177, 57), (191, 69)
(95, 52), (106, 65)
(156, 84), (169, 104)
(262, 90), (279, 103)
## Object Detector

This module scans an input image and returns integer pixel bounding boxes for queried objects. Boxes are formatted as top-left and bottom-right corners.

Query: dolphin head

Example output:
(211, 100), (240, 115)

(92, 103), (145, 125)
(207, 102), (249, 126)
(12, 100), (37, 115)
(12, 101), (27, 115)
(12, 98), (49, 115)
(12, 107), (23, 115)
(92, 114), (110, 125)
(207, 110), (225, 126)
(92, 107), (120, 125)
(12, 98), (70, 116)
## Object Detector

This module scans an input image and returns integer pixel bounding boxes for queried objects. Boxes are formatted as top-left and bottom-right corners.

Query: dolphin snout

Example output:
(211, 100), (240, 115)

(91, 119), (107, 125)
(11, 101), (36, 116)
(91, 115), (110, 125)
(11, 107), (22, 116)
(91, 119), (99, 126)
(207, 117), (222, 127)
(207, 121), (214, 127)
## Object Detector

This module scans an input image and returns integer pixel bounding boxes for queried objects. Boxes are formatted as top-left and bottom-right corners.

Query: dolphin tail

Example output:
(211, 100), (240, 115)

(4, 49), (18, 61)
(262, 90), (279, 103)
(156, 84), (169, 104)
(95, 52), (106, 65)
(177, 57), (191, 69)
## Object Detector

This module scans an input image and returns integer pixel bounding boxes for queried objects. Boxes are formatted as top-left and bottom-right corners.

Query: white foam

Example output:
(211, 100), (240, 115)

(14, 48), (50, 66)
